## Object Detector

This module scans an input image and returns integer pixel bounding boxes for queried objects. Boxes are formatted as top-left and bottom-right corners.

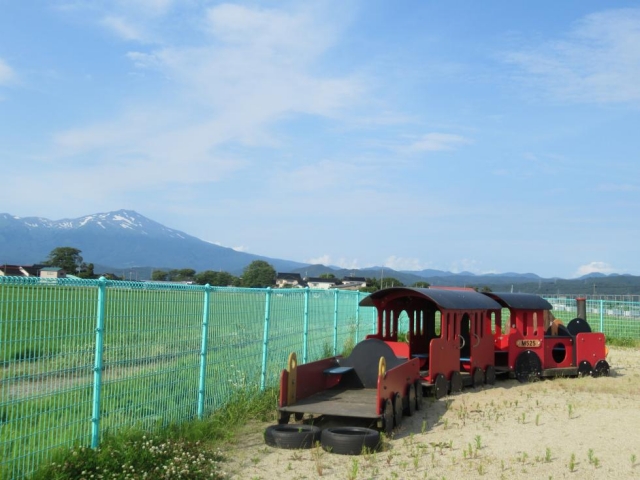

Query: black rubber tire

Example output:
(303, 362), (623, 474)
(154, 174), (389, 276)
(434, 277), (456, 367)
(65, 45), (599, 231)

(472, 367), (485, 388)
(264, 424), (321, 449)
(449, 371), (463, 394)
(592, 359), (610, 377)
(434, 373), (447, 399)
(485, 365), (496, 385)
(321, 427), (381, 455)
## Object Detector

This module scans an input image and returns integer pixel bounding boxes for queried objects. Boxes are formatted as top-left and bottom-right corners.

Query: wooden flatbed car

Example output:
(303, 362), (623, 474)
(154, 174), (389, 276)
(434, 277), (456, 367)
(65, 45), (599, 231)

(277, 338), (422, 433)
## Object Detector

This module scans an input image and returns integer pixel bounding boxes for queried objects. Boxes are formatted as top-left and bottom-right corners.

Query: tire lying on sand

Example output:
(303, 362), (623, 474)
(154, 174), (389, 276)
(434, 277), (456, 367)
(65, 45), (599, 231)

(321, 427), (382, 455)
(264, 424), (321, 449)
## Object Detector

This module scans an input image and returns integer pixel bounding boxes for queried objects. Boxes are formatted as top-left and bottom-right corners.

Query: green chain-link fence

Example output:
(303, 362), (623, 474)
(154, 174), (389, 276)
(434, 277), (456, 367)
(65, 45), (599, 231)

(0, 277), (375, 479)
(2, 278), (639, 479)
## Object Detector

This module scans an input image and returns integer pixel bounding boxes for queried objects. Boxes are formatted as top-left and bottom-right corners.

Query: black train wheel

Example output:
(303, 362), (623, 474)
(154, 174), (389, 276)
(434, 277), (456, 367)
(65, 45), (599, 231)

(472, 367), (485, 388)
(449, 371), (463, 394)
(577, 360), (592, 377)
(382, 398), (394, 435)
(592, 359), (610, 377)
(405, 383), (416, 416)
(485, 365), (496, 385)
(393, 393), (403, 427)
(433, 373), (448, 399)
(415, 381), (424, 410)
(515, 350), (542, 383)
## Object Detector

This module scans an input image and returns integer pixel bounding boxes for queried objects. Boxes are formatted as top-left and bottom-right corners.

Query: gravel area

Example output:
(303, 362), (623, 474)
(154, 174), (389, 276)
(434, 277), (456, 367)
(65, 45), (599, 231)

(223, 346), (640, 479)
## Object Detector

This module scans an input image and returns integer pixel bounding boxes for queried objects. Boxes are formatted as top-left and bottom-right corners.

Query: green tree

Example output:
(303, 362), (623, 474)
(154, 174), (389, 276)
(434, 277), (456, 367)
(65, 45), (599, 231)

(360, 276), (405, 292)
(77, 263), (95, 279)
(43, 247), (85, 274)
(151, 270), (168, 281)
(380, 277), (404, 289)
(320, 273), (336, 279)
(194, 270), (238, 286)
(241, 261), (276, 288)
(412, 281), (430, 288)
(165, 269), (196, 282)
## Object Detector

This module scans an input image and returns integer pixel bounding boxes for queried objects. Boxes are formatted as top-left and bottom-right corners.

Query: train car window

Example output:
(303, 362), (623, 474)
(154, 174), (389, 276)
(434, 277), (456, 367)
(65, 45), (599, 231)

(434, 311), (441, 336)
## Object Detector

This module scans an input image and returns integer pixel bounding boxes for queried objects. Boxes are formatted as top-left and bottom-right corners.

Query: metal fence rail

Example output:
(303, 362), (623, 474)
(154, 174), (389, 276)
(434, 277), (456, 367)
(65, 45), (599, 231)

(2, 279), (640, 479)
(542, 294), (640, 338)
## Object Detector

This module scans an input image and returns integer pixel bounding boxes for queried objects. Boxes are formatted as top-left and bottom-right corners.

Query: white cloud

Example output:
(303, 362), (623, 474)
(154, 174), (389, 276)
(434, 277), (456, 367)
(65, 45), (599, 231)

(0, 58), (16, 85)
(305, 255), (361, 270)
(117, 0), (173, 16)
(504, 8), (640, 104)
(101, 15), (145, 41)
(450, 258), (480, 274)
(573, 261), (617, 277)
(401, 133), (472, 153)
(384, 256), (428, 271)
(306, 254), (333, 266)
(46, 3), (364, 198)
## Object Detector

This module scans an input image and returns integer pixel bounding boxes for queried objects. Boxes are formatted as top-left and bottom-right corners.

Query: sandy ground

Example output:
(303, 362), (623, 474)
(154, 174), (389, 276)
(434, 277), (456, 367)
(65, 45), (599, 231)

(222, 347), (640, 479)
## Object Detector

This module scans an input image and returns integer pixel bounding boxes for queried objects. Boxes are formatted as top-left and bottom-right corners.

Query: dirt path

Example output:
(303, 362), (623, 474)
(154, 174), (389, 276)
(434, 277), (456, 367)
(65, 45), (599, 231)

(221, 347), (640, 479)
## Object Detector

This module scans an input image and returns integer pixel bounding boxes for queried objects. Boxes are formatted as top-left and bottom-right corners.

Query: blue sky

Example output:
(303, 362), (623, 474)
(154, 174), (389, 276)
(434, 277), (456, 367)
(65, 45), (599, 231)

(1, 1), (639, 278)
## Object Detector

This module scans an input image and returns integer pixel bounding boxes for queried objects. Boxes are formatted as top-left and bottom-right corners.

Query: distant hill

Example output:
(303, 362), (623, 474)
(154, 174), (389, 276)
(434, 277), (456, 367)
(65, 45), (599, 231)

(291, 265), (640, 295)
(2, 209), (639, 293)
(0, 210), (307, 276)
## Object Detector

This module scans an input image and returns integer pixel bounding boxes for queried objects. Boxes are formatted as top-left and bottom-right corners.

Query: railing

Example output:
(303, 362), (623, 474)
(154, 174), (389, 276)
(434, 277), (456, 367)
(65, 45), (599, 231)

(0, 277), (375, 479)
(2, 279), (640, 479)
(542, 294), (640, 338)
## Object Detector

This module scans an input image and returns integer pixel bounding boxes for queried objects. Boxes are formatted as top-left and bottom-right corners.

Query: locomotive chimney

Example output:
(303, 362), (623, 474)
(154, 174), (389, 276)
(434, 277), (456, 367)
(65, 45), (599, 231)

(576, 297), (587, 321)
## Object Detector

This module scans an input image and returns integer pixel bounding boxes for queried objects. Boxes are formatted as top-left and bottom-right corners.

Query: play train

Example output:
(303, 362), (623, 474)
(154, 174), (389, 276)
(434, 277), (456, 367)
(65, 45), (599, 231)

(276, 287), (609, 434)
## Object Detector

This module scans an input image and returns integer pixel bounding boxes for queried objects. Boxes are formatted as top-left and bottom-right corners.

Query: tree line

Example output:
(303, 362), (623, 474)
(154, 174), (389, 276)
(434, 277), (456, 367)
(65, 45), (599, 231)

(42, 247), (277, 287)
(42, 246), (495, 292)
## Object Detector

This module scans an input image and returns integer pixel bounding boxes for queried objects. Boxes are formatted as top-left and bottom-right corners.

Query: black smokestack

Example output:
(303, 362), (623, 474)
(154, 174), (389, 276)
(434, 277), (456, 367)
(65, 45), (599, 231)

(576, 297), (587, 321)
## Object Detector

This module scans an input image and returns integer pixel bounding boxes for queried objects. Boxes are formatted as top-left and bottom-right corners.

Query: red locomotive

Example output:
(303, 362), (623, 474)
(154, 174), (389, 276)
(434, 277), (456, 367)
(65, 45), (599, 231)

(361, 287), (609, 397)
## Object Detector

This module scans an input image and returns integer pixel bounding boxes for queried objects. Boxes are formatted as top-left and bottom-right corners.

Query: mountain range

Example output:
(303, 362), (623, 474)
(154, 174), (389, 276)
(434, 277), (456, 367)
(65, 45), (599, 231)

(0, 210), (306, 275)
(1, 209), (638, 294)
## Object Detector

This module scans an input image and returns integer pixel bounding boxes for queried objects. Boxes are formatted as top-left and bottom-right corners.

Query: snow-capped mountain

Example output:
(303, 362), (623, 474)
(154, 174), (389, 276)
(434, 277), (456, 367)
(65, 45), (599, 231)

(0, 209), (307, 274)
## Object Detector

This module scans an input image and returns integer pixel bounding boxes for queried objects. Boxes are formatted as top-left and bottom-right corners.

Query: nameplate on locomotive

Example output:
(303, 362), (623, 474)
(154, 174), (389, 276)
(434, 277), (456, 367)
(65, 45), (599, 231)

(516, 339), (541, 348)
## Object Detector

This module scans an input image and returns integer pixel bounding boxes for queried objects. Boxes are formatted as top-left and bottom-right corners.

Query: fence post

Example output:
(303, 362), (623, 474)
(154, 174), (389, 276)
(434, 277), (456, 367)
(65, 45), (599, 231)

(197, 284), (212, 419)
(303, 287), (310, 364)
(260, 288), (272, 391)
(599, 299), (604, 333)
(91, 277), (107, 449)
(355, 291), (360, 343)
(333, 289), (339, 356)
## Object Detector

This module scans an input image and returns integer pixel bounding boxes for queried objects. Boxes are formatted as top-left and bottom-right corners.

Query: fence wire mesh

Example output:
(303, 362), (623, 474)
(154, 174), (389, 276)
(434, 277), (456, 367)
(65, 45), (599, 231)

(1, 278), (639, 479)
(0, 278), (374, 479)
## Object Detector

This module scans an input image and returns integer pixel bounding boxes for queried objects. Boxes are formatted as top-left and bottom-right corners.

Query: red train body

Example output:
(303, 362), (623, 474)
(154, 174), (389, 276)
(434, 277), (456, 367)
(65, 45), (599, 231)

(360, 287), (609, 398)
(276, 287), (609, 433)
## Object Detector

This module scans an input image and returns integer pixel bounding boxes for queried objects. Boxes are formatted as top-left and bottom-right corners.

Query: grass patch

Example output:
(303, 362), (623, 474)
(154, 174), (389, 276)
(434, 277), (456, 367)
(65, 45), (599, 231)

(25, 387), (279, 480)
(606, 337), (640, 348)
